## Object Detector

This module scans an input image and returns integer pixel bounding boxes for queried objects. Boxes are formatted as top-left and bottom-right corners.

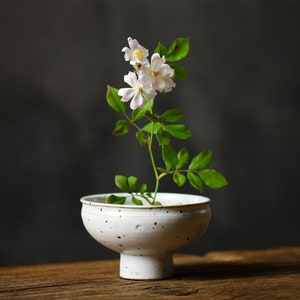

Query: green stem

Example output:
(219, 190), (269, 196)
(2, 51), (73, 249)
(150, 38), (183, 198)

(157, 169), (199, 183)
(148, 120), (160, 204)
(125, 108), (160, 205)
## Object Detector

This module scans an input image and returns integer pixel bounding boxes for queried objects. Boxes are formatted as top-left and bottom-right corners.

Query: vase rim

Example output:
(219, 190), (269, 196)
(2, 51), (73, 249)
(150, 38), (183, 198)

(80, 192), (210, 208)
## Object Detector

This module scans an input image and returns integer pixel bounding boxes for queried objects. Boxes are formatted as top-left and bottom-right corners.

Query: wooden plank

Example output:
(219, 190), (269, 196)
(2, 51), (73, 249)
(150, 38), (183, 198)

(0, 247), (299, 299)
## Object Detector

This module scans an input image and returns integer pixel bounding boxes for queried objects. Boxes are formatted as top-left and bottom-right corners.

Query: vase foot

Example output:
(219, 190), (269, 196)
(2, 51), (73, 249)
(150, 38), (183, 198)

(119, 254), (173, 280)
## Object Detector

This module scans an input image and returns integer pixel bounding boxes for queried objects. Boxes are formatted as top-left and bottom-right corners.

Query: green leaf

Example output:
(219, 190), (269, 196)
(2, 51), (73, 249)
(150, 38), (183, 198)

(112, 120), (131, 136)
(136, 131), (148, 147)
(166, 38), (190, 62)
(157, 167), (168, 173)
(189, 150), (212, 170)
(154, 42), (168, 56)
(153, 201), (162, 206)
(106, 85), (126, 114)
(187, 172), (204, 193)
(131, 196), (143, 205)
(164, 124), (192, 139)
(139, 183), (147, 194)
(145, 192), (153, 198)
(173, 172), (186, 187)
(106, 195), (126, 205)
(170, 64), (187, 80)
(176, 148), (189, 169)
(131, 99), (153, 121)
(115, 175), (130, 192)
(128, 176), (138, 192)
(156, 128), (170, 145)
(142, 122), (160, 134)
(162, 144), (178, 170)
(160, 109), (184, 123)
(199, 169), (228, 189)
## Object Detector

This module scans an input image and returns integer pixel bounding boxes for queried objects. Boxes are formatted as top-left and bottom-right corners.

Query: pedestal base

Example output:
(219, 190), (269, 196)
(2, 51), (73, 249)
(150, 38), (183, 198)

(120, 254), (174, 280)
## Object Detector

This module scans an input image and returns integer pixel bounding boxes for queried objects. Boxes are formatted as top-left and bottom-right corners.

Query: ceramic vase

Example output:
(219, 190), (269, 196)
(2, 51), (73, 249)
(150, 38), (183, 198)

(80, 192), (211, 280)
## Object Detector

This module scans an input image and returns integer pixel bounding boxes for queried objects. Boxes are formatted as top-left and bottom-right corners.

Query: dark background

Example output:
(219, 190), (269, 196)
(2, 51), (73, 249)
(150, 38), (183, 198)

(0, 1), (299, 266)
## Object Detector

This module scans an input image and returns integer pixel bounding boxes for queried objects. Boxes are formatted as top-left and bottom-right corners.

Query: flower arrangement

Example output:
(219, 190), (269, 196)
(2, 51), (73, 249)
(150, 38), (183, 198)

(106, 37), (228, 205)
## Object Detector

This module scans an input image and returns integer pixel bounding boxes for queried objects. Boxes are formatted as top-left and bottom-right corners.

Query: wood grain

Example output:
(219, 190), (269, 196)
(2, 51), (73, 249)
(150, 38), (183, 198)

(0, 247), (299, 299)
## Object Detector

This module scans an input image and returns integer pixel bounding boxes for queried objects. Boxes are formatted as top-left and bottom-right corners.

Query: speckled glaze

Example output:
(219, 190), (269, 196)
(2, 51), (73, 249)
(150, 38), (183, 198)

(80, 192), (211, 280)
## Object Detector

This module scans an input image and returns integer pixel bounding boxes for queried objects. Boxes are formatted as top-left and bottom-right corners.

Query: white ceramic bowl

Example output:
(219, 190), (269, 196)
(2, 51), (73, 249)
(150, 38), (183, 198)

(81, 192), (211, 280)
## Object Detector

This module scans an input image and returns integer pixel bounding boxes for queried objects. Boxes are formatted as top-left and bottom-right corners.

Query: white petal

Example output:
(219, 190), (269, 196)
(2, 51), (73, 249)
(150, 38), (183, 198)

(154, 78), (166, 92)
(162, 78), (176, 92)
(144, 90), (156, 100)
(118, 88), (136, 102)
(124, 72), (137, 87)
(130, 93), (144, 109)
(159, 64), (174, 77)
(128, 38), (139, 50)
(140, 46), (149, 59)
(138, 66), (153, 87)
(121, 46), (129, 53)
(151, 53), (165, 69)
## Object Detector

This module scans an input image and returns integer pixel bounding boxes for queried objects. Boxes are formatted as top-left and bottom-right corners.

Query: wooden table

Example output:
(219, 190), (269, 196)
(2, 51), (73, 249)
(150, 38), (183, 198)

(0, 247), (299, 299)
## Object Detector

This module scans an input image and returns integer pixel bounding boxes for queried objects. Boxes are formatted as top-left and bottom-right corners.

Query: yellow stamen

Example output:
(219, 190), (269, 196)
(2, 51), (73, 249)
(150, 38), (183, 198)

(138, 87), (143, 94)
(134, 49), (144, 59)
(152, 70), (159, 77)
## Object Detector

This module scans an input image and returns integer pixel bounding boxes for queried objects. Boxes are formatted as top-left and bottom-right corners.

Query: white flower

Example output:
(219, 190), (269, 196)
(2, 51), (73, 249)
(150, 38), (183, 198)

(139, 53), (176, 93)
(118, 72), (156, 110)
(122, 37), (149, 65)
